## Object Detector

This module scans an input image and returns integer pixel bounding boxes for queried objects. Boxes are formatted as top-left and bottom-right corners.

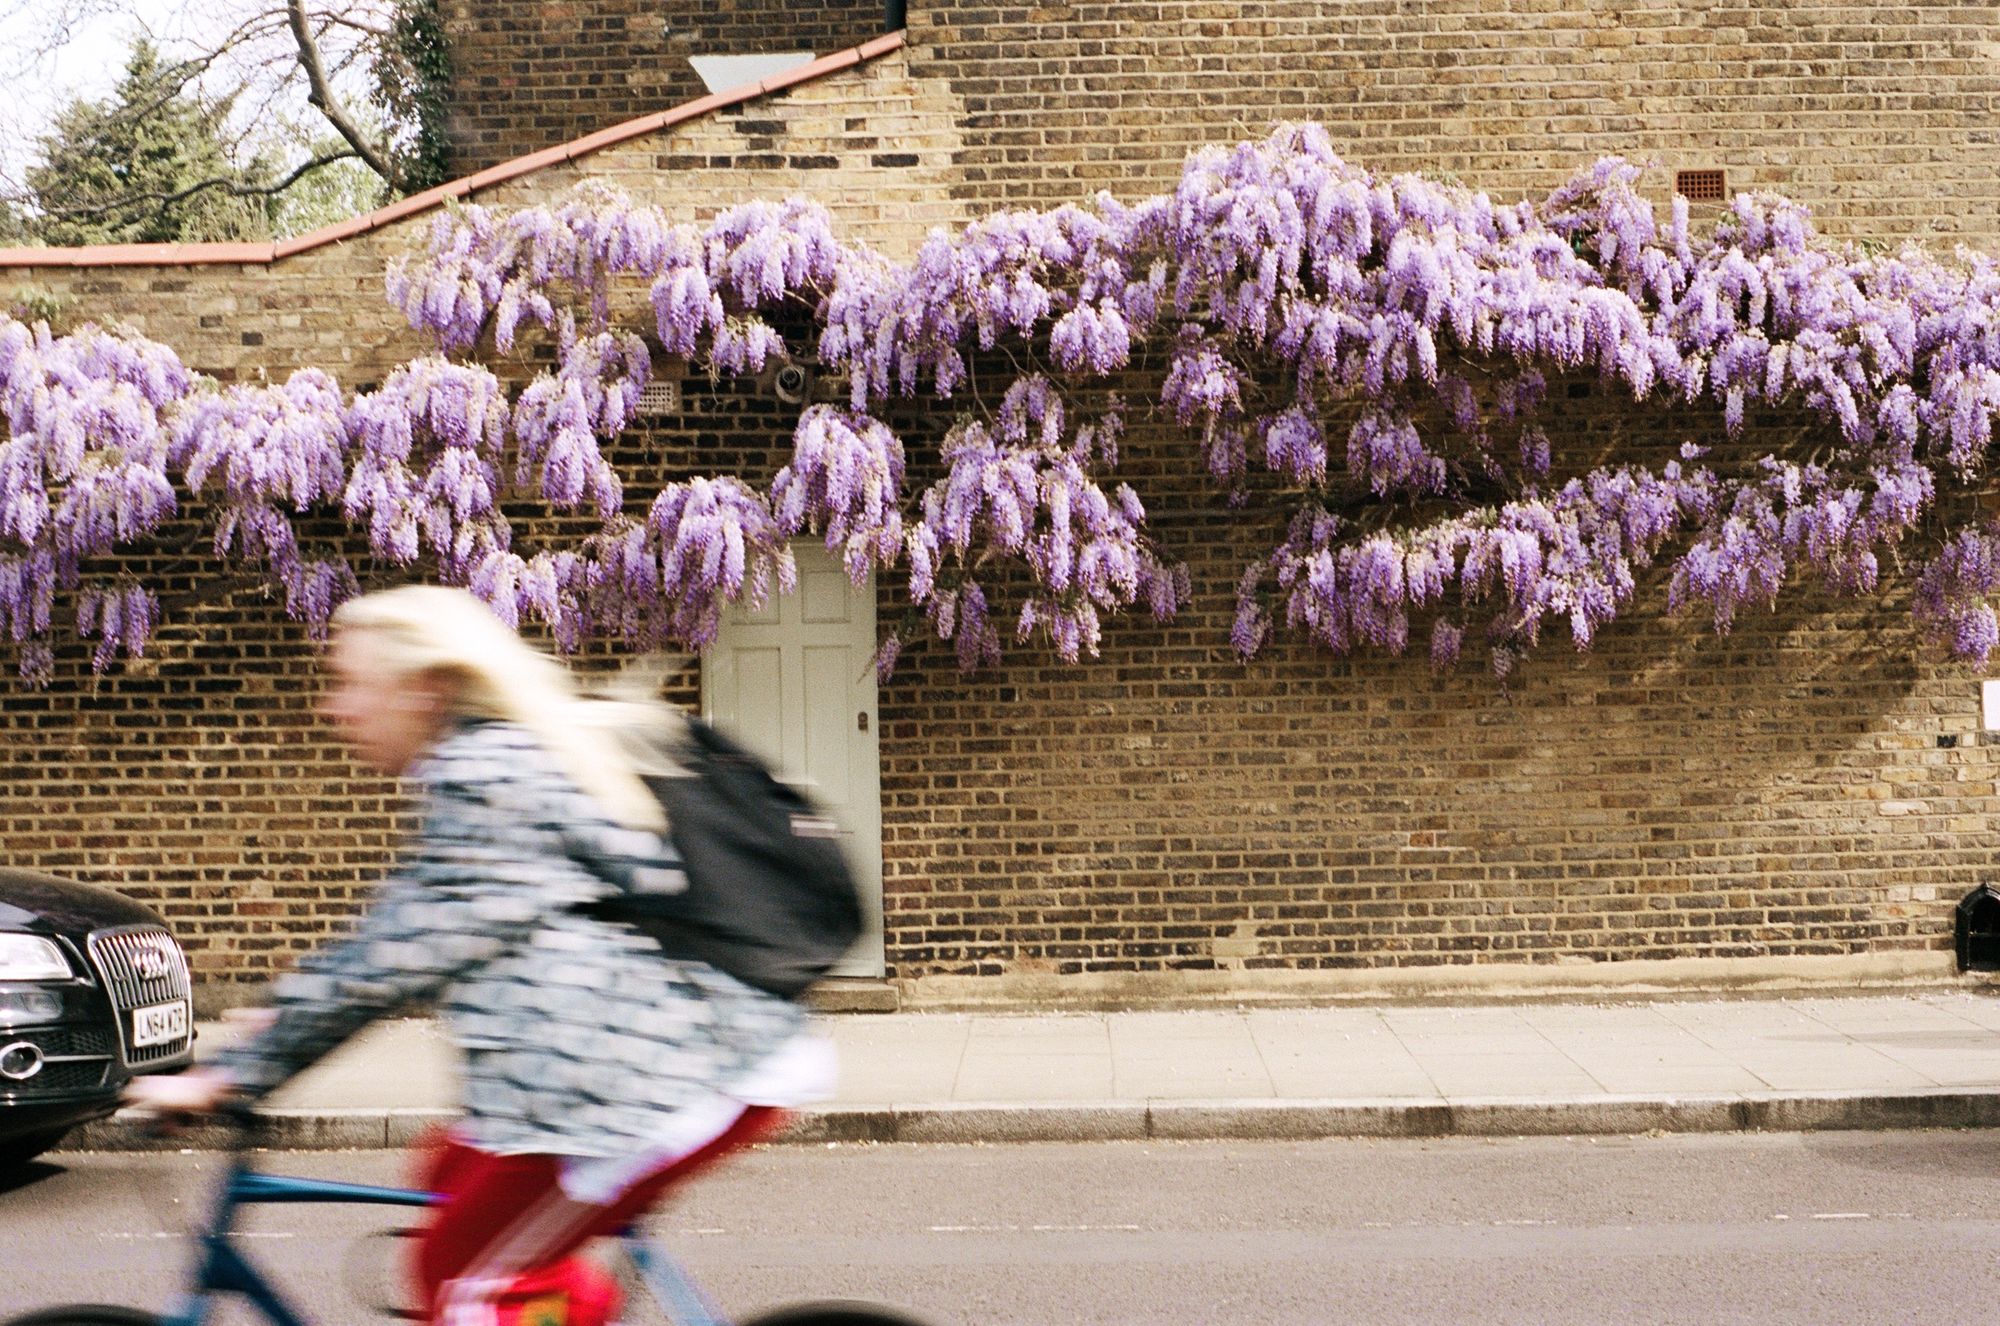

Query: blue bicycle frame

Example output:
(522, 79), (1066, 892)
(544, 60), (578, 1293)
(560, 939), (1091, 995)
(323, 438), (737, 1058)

(160, 1148), (733, 1326)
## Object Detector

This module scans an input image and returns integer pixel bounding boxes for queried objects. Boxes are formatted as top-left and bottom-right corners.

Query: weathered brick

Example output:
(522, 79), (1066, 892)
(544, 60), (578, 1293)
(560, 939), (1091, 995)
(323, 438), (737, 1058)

(7, 15), (2000, 996)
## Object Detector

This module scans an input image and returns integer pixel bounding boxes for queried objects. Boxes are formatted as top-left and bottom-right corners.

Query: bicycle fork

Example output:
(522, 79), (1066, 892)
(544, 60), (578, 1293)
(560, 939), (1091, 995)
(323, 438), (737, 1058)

(620, 1232), (733, 1326)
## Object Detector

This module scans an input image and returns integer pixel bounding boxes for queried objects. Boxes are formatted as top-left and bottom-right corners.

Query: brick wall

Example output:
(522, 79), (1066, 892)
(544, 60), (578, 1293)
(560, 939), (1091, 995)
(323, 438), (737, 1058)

(877, 377), (1995, 981)
(442, 0), (893, 174)
(906, 1), (2000, 247)
(8, 366), (1985, 995)
(0, 56), (968, 996)
(6, 54), (959, 386)
(6, 41), (2000, 1001)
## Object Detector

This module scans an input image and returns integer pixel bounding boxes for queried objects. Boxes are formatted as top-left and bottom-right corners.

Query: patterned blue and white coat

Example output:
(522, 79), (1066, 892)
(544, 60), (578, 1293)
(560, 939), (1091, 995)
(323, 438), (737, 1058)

(213, 719), (816, 1158)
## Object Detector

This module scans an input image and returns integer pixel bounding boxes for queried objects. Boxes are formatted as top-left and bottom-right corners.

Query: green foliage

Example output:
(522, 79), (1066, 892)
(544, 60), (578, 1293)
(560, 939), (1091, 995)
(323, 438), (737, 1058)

(24, 40), (274, 247)
(373, 0), (454, 191)
(14, 4), (453, 247)
(272, 153), (386, 240)
(265, 123), (390, 239)
(4, 285), (73, 327)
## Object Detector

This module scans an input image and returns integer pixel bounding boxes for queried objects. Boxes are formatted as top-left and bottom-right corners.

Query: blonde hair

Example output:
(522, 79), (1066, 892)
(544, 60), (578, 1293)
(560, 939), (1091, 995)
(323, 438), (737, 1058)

(329, 585), (665, 833)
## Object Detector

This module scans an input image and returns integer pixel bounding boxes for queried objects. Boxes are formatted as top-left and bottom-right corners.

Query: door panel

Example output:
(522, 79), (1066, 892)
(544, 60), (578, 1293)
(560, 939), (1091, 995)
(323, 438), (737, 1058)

(704, 546), (884, 976)
(803, 644), (851, 801)
(729, 648), (787, 766)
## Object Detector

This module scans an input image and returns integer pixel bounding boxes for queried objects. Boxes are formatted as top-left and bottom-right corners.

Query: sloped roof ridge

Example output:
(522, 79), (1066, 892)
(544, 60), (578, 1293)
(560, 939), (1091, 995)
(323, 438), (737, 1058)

(0, 30), (906, 271)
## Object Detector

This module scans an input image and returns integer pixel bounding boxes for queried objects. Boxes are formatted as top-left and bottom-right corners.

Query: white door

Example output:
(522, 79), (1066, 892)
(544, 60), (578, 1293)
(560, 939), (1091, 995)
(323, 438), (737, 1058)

(702, 545), (884, 976)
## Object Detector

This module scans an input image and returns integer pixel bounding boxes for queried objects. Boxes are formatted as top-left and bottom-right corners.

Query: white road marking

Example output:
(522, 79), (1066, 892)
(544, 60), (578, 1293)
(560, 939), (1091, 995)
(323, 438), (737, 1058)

(926, 1223), (1143, 1233)
(98, 1231), (297, 1240)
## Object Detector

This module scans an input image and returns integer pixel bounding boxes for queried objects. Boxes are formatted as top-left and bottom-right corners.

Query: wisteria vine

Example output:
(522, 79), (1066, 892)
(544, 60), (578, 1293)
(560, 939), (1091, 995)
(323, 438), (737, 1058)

(7, 122), (2000, 684)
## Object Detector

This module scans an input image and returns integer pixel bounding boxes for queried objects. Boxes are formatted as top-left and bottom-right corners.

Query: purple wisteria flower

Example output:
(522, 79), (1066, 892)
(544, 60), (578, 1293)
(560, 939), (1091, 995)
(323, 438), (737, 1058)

(171, 368), (356, 634)
(630, 476), (796, 650)
(770, 406), (906, 583)
(389, 182), (686, 352)
(511, 321), (646, 516)
(28, 121), (2000, 684)
(343, 358), (511, 576)
(0, 317), (192, 675)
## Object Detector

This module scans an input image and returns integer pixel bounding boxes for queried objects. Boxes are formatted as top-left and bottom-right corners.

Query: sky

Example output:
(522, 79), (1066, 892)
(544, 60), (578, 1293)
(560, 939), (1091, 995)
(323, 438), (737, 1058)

(0, 0), (369, 193)
(0, 1), (175, 183)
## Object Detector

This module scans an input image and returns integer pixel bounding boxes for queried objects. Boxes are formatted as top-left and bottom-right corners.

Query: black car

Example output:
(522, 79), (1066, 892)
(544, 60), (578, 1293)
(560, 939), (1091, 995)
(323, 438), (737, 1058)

(0, 867), (195, 1166)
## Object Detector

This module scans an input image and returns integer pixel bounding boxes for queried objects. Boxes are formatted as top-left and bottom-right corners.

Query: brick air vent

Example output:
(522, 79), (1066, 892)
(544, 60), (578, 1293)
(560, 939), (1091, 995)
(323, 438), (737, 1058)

(1676, 169), (1727, 202)
(636, 379), (681, 416)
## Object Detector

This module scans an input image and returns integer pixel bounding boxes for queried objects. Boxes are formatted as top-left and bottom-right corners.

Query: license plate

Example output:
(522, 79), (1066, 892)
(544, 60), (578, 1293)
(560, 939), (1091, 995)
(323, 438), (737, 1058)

(131, 999), (188, 1048)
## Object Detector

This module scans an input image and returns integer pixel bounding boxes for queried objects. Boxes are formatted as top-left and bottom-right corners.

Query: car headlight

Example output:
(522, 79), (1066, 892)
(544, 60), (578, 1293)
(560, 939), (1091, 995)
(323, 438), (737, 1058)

(0, 934), (71, 982)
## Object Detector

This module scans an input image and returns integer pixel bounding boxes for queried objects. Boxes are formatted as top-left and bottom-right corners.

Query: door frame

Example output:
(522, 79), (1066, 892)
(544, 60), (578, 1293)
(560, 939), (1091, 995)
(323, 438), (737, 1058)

(701, 546), (885, 977)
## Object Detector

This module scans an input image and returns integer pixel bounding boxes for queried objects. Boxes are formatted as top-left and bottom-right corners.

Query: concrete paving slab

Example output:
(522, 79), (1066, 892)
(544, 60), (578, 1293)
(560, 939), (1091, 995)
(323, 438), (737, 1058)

(1931, 994), (2000, 1029)
(257, 1018), (461, 1111)
(1743, 1068), (1942, 1093)
(1795, 1001), (1984, 1032)
(1519, 1009), (1694, 1036)
(1243, 1015), (1416, 1057)
(1898, 1062), (2000, 1087)
(54, 992), (2000, 1152)
(954, 1056), (1115, 1100)
(1112, 1063), (1275, 1099)
(965, 1014), (1110, 1042)
(1655, 1004), (1825, 1030)
(1569, 1067), (1771, 1094)
(827, 1016), (969, 1102)
(1262, 1066), (1440, 1097)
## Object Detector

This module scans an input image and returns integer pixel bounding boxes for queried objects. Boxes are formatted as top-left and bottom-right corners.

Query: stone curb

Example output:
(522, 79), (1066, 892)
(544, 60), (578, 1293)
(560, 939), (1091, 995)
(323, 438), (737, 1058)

(59, 1089), (2000, 1152)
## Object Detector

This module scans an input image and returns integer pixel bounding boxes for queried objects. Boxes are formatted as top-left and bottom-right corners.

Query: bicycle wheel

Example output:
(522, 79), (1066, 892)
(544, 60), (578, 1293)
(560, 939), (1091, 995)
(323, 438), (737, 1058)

(2, 1309), (162, 1326)
(738, 1303), (937, 1326)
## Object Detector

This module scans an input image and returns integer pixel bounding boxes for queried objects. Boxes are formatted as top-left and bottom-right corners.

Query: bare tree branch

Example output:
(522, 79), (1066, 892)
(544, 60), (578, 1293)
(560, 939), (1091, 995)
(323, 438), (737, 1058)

(0, 0), (124, 59)
(29, 12), (291, 151)
(3, 2), (418, 234)
(320, 12), (390, 37)
(36, 149), (361, 223)
(285, 0), (397, 186)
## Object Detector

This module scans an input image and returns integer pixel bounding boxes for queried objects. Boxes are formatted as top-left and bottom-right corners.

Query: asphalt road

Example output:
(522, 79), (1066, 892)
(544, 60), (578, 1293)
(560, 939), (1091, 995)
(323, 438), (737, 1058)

(3, 1130), (1999, 1324)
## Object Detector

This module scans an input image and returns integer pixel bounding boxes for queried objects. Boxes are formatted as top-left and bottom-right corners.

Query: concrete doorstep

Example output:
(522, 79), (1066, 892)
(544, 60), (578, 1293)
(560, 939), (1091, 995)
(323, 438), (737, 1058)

(58, 991), (2000, 1152)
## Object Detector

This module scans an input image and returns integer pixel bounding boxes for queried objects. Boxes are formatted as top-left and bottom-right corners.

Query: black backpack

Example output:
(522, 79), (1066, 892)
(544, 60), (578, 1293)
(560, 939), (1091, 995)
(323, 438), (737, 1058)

(583, 714), (864, 999)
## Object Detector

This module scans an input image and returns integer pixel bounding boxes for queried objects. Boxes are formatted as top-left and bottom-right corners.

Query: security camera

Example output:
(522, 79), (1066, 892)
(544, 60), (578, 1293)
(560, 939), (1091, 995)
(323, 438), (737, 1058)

(771, 359), (814, 405)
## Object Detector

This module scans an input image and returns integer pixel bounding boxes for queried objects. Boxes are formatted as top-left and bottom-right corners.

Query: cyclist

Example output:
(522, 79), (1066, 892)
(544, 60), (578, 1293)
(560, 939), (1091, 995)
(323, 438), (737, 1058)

(126, 584), (833, 1326)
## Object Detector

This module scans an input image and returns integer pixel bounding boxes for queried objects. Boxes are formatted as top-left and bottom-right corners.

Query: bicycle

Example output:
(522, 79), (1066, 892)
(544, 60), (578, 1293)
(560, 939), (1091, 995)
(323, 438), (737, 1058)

(4, 1110), (935, 1326)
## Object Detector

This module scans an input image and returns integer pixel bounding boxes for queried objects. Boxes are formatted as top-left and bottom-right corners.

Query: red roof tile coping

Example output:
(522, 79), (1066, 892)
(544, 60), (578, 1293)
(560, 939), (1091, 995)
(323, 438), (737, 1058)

(0, 30), (907, 272)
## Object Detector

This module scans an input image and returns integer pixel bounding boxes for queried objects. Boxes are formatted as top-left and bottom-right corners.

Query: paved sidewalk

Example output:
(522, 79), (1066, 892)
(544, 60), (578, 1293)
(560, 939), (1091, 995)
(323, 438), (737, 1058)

(66, 991), (2000, 1151)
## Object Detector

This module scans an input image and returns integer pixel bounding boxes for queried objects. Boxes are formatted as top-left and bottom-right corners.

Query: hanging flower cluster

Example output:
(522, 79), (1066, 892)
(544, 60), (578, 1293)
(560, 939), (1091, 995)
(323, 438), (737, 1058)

(0, 319), (191, 677)
(387, 180), (687, 352)
(588, 476), (797, 651)
(343, 357), (511, 574)
(770, 405), (905, 583)
(901, 382), (1186, 668)
(171, 368), (356, 634)
(16, 121), (2000, 682)
(511, 320), (647, 516)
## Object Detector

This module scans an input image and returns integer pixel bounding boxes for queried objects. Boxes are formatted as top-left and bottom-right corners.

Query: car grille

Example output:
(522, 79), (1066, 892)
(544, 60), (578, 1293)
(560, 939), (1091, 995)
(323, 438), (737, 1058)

(87, 925), (193, 1067)
(0, 1023), (114, 1096)
(0, 1057), (108, 1095)
(32, 1026), (113, 1058)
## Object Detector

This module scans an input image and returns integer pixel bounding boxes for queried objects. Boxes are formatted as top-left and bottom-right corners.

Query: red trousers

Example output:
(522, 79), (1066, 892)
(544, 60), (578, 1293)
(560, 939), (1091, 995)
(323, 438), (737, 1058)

(410, 1106), (784, 1326)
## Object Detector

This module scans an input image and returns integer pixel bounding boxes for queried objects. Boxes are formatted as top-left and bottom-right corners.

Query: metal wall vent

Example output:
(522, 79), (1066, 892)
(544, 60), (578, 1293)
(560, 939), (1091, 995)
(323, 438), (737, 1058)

(636, 380), (681, 417)
(1675, 169), (1727, 202)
